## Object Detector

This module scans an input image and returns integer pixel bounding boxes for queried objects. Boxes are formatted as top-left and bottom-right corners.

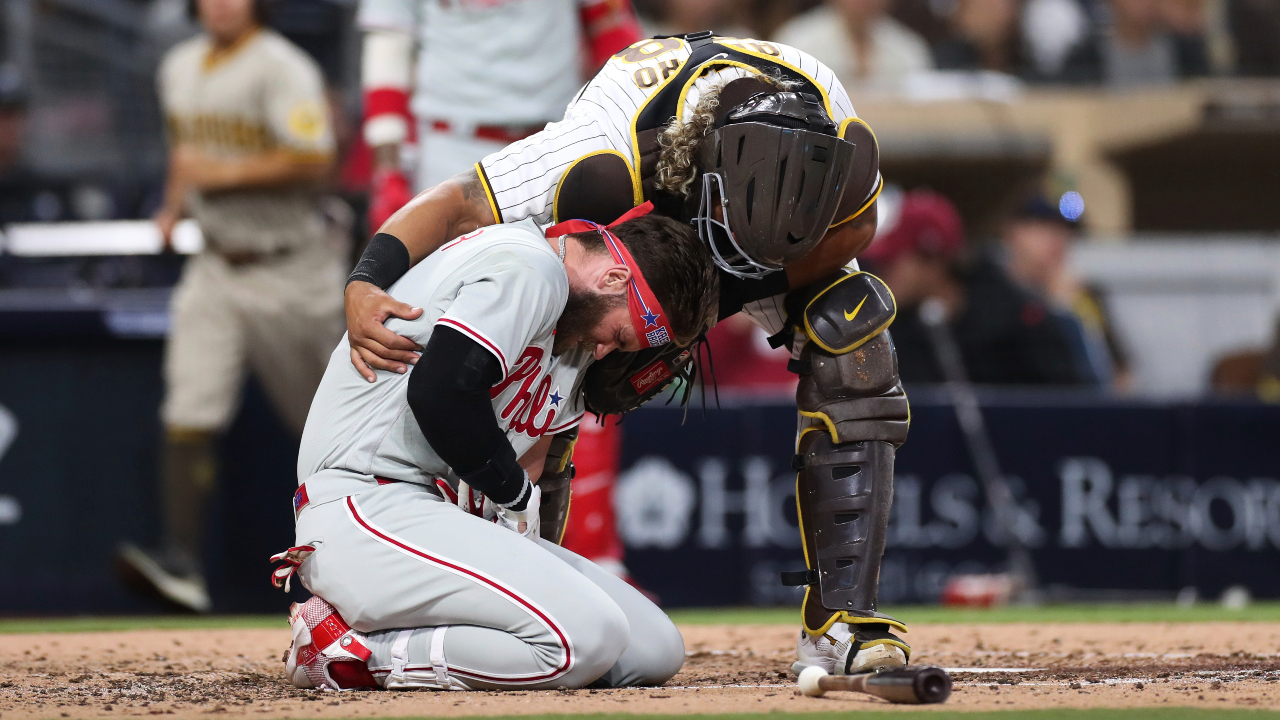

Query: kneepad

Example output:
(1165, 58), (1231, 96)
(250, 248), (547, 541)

(802, 272), (896, 355)
(795, 273), (908, 446)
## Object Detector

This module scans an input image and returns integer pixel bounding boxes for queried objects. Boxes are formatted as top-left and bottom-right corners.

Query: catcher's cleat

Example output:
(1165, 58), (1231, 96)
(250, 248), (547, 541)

(116, 542), (212, 614)
(791, 623), (910, 676)
(284, 596), (377, 691)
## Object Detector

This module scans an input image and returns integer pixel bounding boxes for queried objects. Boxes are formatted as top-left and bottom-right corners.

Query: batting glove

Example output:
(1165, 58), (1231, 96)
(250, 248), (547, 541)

(495, 484), (541, 540)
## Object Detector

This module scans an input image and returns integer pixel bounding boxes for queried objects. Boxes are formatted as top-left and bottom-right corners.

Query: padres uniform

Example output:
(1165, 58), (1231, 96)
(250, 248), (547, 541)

(291, 220), (684, 689)
(474, 35), (880, 336)
(159, 29), (347, 435)
(359, 0), (592, 190)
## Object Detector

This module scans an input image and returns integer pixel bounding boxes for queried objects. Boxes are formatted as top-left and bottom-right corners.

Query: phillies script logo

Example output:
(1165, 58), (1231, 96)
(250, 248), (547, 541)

(490, 347), (558, 437)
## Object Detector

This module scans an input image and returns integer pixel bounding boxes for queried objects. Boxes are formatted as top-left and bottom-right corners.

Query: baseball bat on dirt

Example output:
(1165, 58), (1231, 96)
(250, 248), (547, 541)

(797, 666), (952, 704)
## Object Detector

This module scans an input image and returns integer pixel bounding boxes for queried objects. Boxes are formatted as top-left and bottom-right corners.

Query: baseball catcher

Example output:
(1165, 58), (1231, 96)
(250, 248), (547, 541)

(345, 33), (911, 676)
(275, 207), (718, 690)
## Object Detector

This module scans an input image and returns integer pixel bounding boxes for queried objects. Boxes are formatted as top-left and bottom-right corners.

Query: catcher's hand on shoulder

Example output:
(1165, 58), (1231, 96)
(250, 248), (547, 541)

(495, 484), (541, 540)
(345, 281), (423, 382)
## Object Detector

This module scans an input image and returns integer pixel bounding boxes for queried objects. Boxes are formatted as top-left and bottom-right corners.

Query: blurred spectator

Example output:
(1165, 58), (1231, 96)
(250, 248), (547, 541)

(932, 0), (1028, 74)
(1229, 0), (1280, 76)
(0, 64), (75, 224)
(864, 189), (1097, 386)
(1058, 0), (1209, 85)
(1000, 194), (1129, 389)
(745, 0), (822, 40)
(1213, 314), (1280, 400)
(890, 0), (955, 45)
(1021, 0), (1092, 78)
(773, 0), (933, 96)
(641, 0), (753, 38)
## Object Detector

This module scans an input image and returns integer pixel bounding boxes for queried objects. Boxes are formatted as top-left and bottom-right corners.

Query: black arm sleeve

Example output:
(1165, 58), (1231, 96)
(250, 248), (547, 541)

(348, 232), (412, 290)
(407, 326), (531, 509)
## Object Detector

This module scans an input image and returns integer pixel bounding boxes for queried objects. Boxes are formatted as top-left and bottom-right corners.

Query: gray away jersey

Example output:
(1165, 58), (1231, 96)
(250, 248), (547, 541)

(298, 218), (589, 487)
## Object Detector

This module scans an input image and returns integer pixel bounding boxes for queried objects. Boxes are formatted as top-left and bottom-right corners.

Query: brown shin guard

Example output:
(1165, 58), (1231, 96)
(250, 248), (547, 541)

(796, 431), (896, 633)
(792, 328), (909, 636)
(537, 428), (579, 544)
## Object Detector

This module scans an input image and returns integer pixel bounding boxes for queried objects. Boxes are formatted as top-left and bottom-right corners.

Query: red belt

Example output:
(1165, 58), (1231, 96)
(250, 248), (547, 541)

(429, 119), (544, 144)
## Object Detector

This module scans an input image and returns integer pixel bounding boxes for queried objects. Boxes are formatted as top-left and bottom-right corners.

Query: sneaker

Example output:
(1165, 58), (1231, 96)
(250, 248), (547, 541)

(116, 543), (211, 613)
(792, 623), (910, 676)
(284, 596), (377, 691)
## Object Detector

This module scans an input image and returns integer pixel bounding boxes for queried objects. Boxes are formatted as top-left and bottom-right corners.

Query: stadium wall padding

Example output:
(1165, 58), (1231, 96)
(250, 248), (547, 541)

(0, 343), (1276, 613)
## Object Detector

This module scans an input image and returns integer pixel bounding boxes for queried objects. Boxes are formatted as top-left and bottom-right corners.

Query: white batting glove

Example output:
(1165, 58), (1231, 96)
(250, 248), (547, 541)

(453, 478), (498, 521)
(495, 483), (540, 540)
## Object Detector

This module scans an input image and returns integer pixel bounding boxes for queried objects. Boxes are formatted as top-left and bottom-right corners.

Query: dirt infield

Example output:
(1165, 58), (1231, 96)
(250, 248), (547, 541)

(1, 621), (1277, 718)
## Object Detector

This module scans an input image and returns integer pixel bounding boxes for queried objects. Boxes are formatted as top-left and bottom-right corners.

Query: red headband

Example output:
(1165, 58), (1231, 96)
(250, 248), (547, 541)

(545, 202), (673, 348)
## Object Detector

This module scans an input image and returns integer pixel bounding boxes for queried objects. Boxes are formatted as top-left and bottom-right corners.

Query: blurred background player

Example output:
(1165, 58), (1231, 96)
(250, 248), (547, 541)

(356, 0), (643, 579)
(116, 0), (347, 613)
(358, 0), (643, 230)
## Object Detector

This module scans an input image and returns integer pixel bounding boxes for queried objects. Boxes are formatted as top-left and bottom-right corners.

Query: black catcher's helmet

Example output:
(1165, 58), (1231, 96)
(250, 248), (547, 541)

(693, 91), (855, 278)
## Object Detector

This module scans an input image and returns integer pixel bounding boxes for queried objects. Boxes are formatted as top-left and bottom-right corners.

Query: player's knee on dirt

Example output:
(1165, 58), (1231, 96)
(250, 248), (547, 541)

(631, 612), (685, 686)
(570, 597), (632, 687)
(591, 599), (685, 688)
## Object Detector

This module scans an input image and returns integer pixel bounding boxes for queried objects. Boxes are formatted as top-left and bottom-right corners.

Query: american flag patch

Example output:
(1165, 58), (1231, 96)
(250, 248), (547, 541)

(293, 485), (310, 518)
(645, 327), (671, 347)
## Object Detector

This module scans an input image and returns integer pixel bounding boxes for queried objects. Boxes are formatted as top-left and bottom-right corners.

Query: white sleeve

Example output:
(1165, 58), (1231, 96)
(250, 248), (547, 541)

(434, 248), (565, 378)
(476, 113), (613, 225)
(357, 0), (419, 33)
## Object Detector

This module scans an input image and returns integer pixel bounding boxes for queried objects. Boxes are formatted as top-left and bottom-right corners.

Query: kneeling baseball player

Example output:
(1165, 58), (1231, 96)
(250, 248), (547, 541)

(272, 204), (718, 691)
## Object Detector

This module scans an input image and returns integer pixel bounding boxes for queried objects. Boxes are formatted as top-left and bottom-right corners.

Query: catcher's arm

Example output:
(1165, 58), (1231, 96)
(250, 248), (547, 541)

(345, 168), (498, 381)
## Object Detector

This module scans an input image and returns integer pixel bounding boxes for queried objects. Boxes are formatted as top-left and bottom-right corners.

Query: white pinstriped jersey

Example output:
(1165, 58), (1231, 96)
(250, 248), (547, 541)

(298, 219), (589, 487)
(476, 36), (866, 226)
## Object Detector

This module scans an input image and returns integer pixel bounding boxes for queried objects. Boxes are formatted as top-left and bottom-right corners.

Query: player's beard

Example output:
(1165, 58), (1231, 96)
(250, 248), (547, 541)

(554, 289), (624, 356)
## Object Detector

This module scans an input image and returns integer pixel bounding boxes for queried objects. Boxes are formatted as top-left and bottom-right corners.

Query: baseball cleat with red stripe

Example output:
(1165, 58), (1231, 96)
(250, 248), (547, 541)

(284, 596), (378, 691)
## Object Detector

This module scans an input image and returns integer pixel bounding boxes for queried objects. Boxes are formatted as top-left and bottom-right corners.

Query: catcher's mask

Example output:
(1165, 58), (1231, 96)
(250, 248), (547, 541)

(693, 92), (855, 278)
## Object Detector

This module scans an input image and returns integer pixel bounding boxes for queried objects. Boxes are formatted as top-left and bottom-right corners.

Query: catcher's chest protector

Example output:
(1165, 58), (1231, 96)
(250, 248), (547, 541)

(785, 272), (911, 636)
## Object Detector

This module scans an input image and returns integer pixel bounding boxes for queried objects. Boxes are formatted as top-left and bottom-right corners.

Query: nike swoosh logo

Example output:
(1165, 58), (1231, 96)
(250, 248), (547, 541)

(844, 296), (868, 322)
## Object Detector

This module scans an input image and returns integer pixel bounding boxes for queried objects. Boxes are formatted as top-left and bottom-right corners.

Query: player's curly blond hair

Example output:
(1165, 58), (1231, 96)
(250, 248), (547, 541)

(653, 71), (799, 197)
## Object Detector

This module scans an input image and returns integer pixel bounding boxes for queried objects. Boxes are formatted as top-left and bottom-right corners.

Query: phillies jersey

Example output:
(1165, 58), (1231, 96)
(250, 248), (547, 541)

(474, 34), (881, 230)
(299, 219), (588, 488)
(358, 0), (585, 125)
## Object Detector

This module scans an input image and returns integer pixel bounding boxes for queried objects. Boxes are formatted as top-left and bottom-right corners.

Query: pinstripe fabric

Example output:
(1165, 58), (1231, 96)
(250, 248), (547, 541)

(478, 37), (869, 227)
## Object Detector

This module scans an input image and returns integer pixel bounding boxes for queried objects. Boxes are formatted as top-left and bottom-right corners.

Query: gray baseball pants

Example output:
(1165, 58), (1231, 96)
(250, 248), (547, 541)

(294, 480), (684, 690)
